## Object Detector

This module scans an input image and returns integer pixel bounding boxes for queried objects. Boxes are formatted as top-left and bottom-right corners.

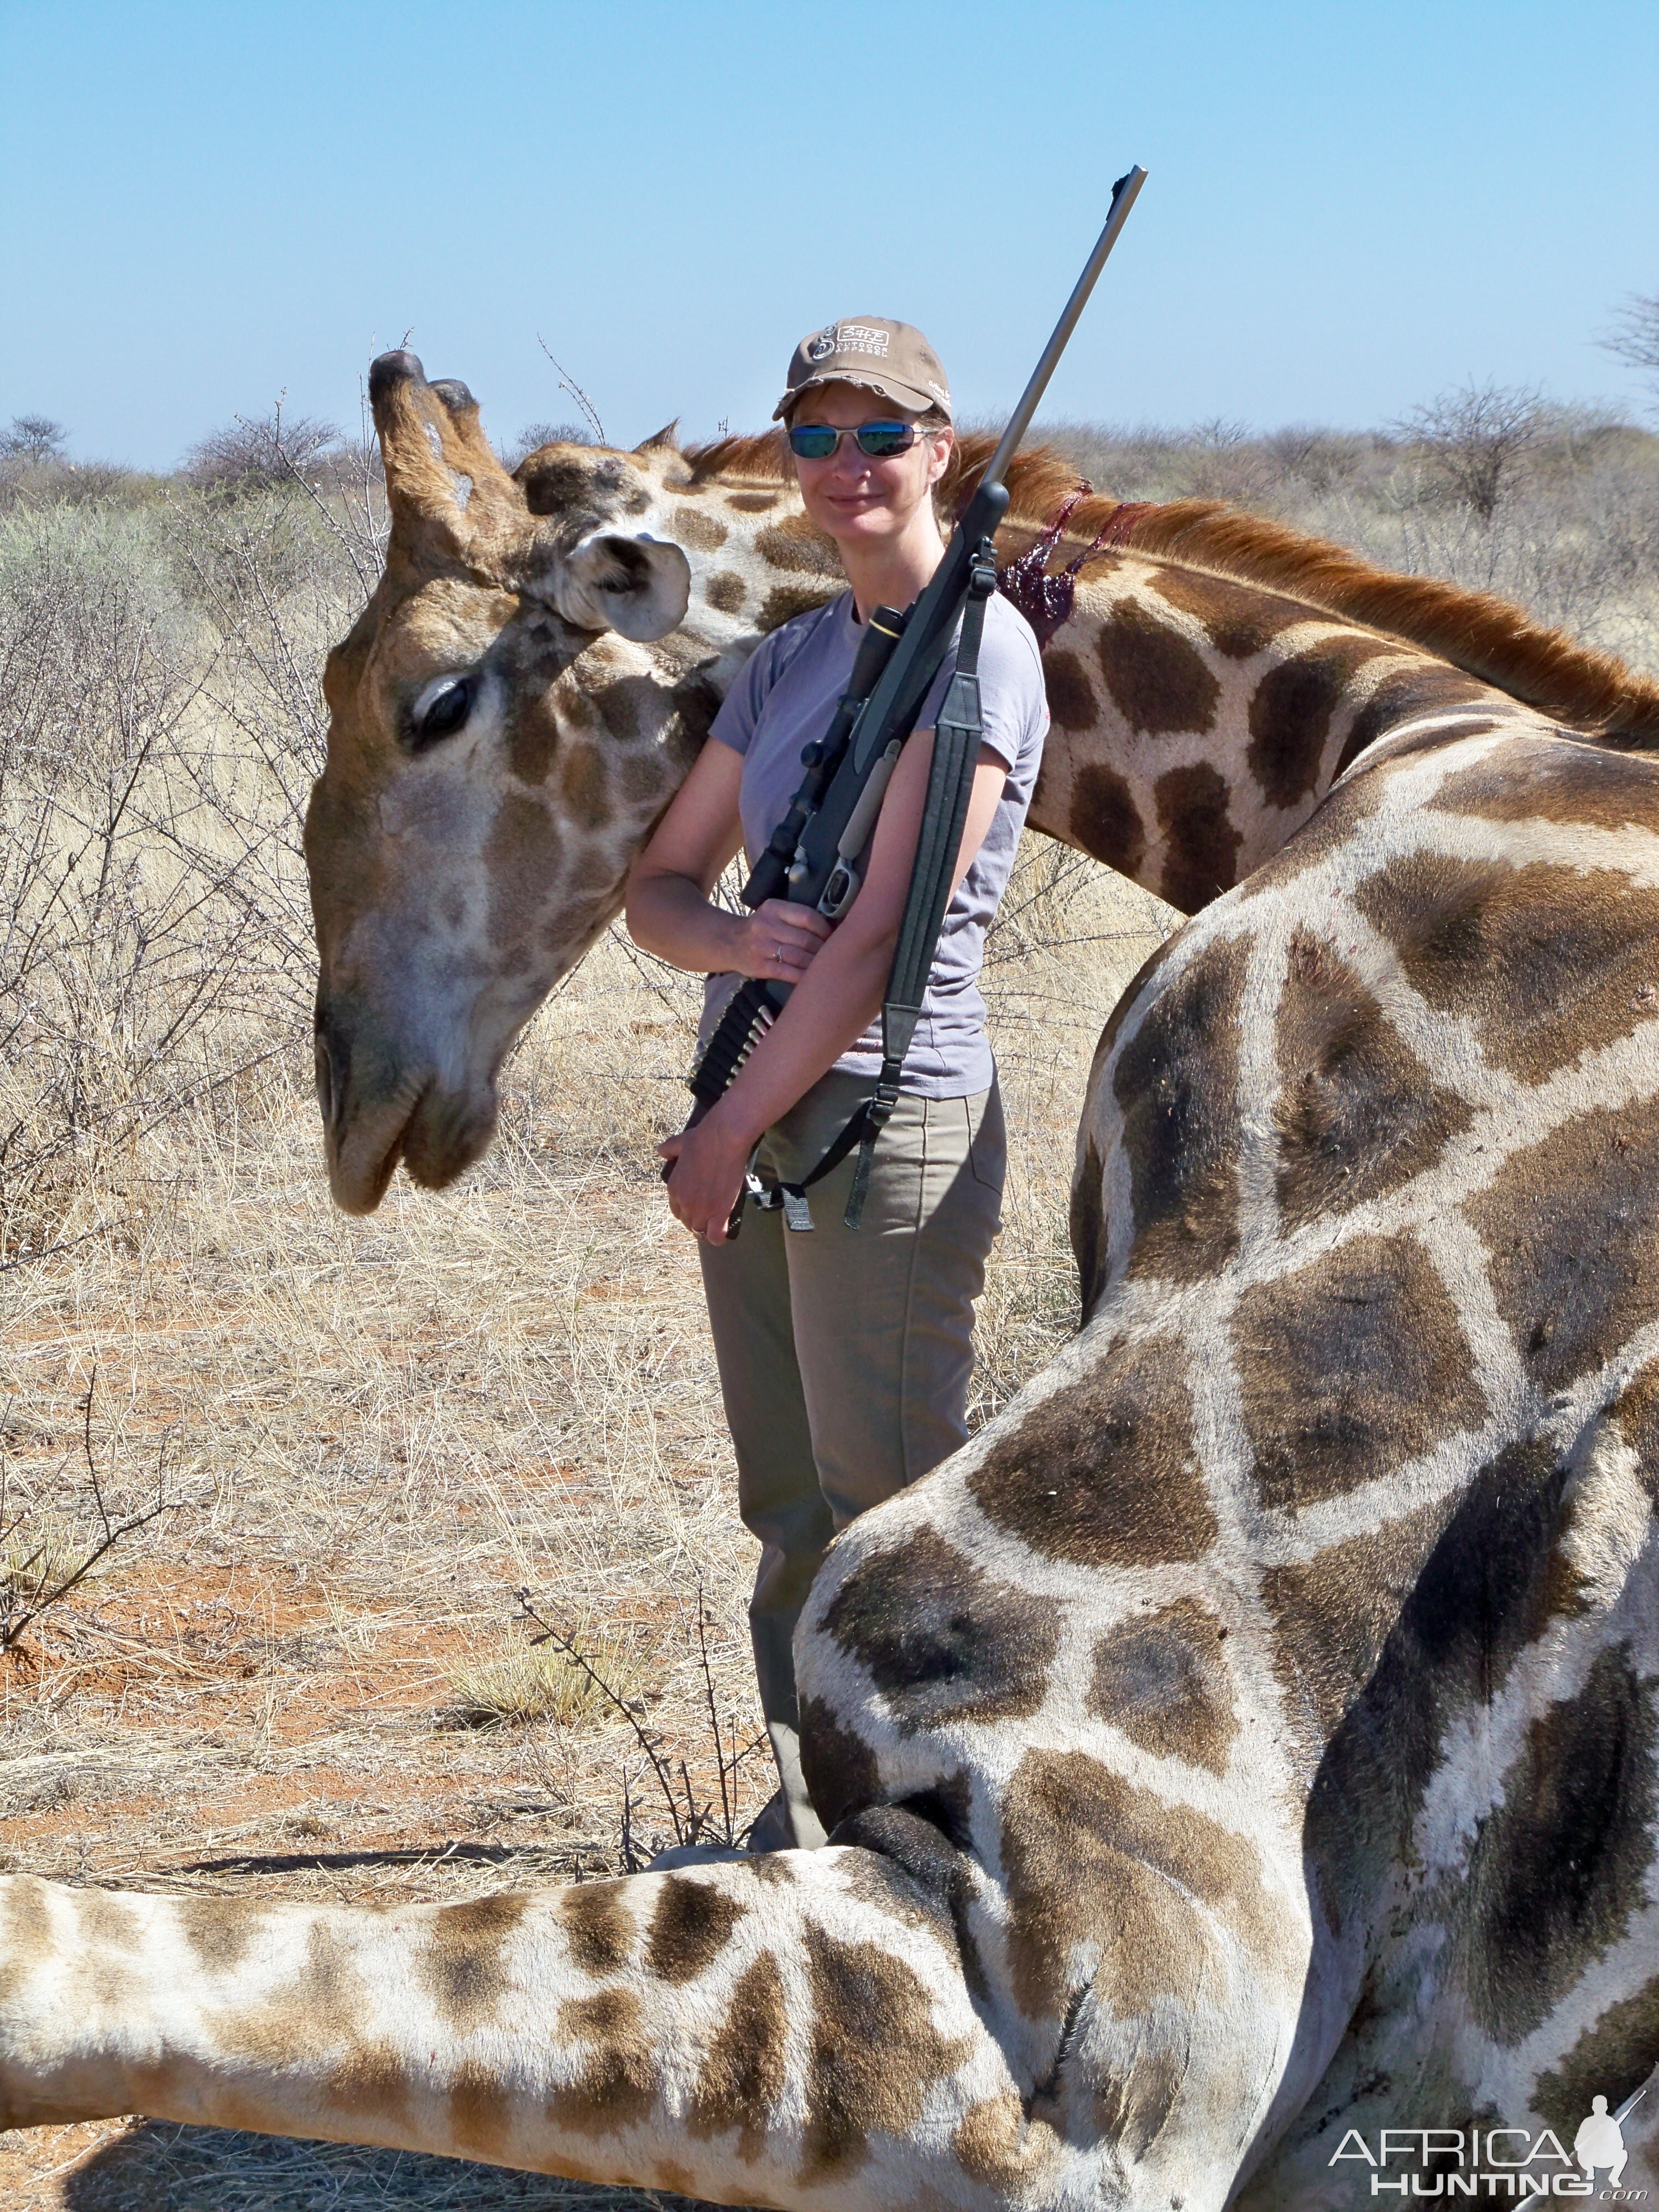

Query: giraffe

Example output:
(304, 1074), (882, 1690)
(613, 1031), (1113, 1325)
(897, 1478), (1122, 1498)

(303, 353), (1657, 1215)
(4, 352), (1658, 2207)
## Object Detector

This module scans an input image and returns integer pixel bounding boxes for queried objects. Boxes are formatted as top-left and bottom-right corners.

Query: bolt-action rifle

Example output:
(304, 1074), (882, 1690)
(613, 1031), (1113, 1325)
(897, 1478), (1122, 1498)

(673, 165), (1148, 1232)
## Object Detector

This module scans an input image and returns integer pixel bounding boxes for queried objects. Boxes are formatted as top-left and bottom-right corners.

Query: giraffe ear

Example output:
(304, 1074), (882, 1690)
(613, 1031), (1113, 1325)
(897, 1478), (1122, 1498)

(369, 350), (518, 559)
(633, 421), (681, 455)
(554, 531), (691, 641)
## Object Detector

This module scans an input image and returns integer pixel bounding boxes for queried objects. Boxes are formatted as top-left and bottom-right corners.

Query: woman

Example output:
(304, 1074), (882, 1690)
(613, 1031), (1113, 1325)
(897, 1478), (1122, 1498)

(625, 318), (1048, 1850)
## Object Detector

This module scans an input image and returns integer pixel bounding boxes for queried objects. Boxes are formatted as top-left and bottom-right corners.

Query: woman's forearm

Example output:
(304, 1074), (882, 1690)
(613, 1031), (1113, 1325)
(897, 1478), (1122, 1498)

(653, 920), (888, 1244)
(627, 865), (834, 991)
(625, 867), (746, 975)
(704, 915), (895, 1148)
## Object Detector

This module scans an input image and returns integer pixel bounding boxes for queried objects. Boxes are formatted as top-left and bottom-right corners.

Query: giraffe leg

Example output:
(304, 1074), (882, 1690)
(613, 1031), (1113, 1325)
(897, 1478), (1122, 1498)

(0, 1860), (1057, 2207)
(1, 1828), (1306, 2210)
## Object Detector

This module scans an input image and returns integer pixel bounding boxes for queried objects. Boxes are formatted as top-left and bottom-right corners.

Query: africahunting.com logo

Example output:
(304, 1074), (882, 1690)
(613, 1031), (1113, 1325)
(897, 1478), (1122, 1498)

(1332, 2088), (1649, 2198)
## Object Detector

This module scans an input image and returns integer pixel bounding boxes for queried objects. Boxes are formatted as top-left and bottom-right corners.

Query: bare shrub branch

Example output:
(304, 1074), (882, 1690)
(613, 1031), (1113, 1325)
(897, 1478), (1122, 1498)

(533, 339), (608, 445)
(0, 415), (382, 1266)
(0, 1371), (184, 1650)
(517, 1586), (765, 1865)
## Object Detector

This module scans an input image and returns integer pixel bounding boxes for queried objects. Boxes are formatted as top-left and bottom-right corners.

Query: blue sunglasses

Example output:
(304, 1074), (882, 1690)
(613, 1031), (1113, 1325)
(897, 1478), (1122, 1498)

(786, 421), (924, 461)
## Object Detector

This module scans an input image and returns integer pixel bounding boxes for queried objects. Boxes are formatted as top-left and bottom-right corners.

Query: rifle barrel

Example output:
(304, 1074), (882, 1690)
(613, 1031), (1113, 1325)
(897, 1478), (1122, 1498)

(982, 165), (1148, 491)
(848, 165), (1147, 779)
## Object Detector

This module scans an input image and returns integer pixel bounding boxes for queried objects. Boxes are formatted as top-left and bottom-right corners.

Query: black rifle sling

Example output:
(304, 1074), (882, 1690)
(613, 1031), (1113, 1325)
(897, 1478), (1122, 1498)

(757, 546), (997, 1233)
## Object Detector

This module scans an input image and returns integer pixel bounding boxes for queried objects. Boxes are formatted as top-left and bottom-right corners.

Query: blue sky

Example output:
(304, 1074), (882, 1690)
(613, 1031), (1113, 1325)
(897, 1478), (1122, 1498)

(3, 0), (1655, 466)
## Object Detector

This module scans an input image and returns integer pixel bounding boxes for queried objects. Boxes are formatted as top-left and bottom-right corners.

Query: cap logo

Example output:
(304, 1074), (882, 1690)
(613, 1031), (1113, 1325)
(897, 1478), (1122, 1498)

(804, 321), (893, 366)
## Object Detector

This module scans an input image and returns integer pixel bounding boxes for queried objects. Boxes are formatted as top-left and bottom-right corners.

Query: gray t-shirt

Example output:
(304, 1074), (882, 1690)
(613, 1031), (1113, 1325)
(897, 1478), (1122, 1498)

(702, 588), (1048, 1098)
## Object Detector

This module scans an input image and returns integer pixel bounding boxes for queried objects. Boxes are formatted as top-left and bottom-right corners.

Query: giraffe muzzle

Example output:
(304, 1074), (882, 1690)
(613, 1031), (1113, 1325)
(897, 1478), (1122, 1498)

(314, 997), (504, 1214)
(312, 999), (416, 1214)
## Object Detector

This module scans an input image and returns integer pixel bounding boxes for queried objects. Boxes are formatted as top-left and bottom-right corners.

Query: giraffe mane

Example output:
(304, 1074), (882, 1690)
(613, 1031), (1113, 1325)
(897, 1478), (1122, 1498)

(1101, 496), (1659, 743)
(682, 430), (791, 481)
(679, 430), (1659, 741)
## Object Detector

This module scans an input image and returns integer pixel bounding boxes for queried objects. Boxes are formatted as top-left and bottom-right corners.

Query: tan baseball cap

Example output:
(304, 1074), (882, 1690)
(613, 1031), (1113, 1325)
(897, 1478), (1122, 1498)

(774, 317), (952, 422)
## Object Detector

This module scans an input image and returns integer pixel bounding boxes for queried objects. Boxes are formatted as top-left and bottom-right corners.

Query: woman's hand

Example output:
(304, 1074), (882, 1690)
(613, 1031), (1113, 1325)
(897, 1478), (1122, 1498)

(622, 732), (830, 989)
(730, 897), (831, 985)
(658, 1113), (755, 1244)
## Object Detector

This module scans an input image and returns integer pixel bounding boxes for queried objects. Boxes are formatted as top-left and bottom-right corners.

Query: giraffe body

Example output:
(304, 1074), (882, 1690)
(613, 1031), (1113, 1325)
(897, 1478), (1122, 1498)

(7, 357), (1659, 2205)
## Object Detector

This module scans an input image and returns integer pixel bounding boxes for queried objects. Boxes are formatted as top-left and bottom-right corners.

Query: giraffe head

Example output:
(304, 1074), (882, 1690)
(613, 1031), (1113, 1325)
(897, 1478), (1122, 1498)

(305, 351), (708, 1214)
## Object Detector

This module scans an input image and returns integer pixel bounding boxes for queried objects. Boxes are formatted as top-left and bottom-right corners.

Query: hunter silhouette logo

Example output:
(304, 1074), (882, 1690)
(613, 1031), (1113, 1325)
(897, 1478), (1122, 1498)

(1330, 2086), (1651, 2196)
(1577, 2093), (1648, 2192)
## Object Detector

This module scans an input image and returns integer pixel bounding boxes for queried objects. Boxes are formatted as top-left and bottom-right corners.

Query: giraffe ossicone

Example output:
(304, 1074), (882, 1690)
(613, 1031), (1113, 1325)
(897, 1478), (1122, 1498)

(3, 353), (1657, 2208)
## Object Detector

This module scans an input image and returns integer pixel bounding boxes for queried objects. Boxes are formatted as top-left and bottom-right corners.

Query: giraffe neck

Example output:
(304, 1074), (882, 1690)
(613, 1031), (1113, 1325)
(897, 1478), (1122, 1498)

(635, 449), (1600, 924)
(640, 448), (842, 679)
(1030, 547), (1557, 913)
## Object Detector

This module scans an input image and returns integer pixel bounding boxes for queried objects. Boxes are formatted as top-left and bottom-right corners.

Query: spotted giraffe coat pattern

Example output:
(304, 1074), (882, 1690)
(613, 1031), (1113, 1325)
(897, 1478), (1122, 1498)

(6, 356), (1657, 2208)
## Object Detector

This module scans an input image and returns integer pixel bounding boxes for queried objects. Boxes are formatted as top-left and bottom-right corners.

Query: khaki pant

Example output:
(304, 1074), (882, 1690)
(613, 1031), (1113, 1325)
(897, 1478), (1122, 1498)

(698, 1070), (1006, 1846)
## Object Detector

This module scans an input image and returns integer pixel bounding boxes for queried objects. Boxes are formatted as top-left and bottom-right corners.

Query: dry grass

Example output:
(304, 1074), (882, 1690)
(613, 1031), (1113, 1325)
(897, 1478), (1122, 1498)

(445, 1627), (651, 1731)
(2, 408), (1653, 2208)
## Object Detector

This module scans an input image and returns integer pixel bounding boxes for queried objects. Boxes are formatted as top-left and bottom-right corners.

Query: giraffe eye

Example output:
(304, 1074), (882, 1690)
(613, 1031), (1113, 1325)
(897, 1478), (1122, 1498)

(409, 677), (472, 750)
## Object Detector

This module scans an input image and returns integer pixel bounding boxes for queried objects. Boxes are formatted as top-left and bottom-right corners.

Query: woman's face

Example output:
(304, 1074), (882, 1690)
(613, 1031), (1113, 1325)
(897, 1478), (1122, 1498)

(789, 382), (953, 554)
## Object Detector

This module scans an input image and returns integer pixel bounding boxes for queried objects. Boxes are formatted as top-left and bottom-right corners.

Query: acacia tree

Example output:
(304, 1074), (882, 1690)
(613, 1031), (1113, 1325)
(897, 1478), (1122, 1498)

(1600, 291), (1659, 415)
(181, 404), (339, 491)
(503, 421), (593, 467)
(1396, 380), (1543, 523)
(0, 415), (67, 464)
